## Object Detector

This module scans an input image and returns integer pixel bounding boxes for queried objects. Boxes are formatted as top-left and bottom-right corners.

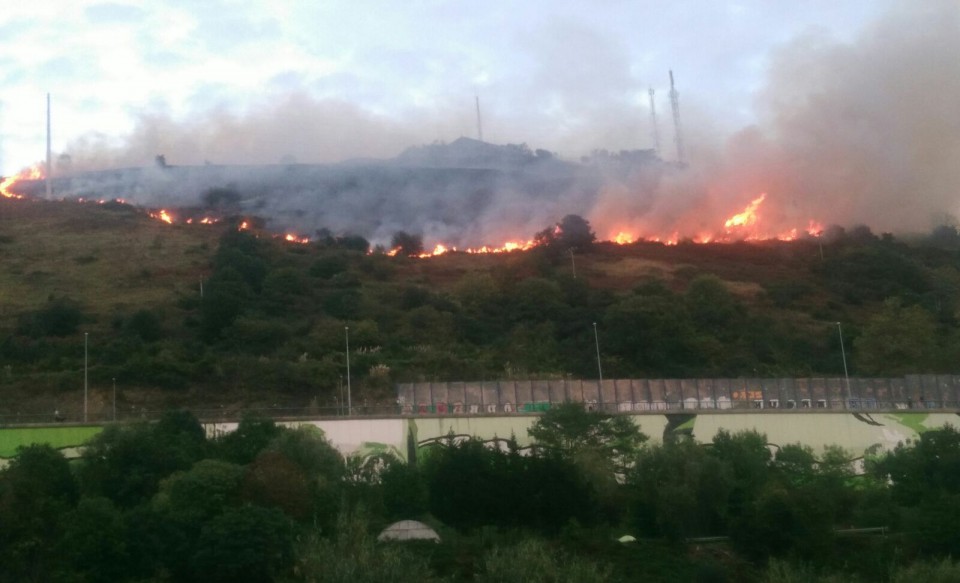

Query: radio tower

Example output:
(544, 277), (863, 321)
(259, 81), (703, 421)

(669, 70), (685, 164)
(475, 95), (484, 142)
(648, 87), (660, 156)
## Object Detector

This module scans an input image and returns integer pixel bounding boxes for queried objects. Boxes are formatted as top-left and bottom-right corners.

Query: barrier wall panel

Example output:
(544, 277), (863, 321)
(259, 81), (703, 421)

(481, 383), (499, 409)
(432, 383), (449, 406)
(532, 380), (550, 403)
(398, 383), (415, 405)
(679, 379), (697, 402)
(868, 378), (887, 402)
(464, 383), (484, 406)
(448, 383), (465, 408)
(826, 378), (845, 407)
(810, 378), (827, 402)
(414, 384), (432, 407)
(614, 380), (628, 404)
(515, 381), (533, 406)
(600, 380), (617, 404)
(548, 380), (566, 403)
(568, 380), (585, 402)
(775, 378), (790, 406)
(745, 379), (764, 404)
(697, 379), (713, 406)
(716, 378), (737, 402)
(905, 376), (923, 403)
(582, 380), (601, 403)
(634, 379), (650, 403)
(663, 379), (682, 404)
(889, 378), (907, 402)
(937, 375), (953, 405)
(637, 379), (649, 403)
(500, 381), (518, 407)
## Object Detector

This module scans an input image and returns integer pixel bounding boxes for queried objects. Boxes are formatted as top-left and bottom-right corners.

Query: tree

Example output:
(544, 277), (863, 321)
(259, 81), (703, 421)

(854, 298), (939, 375)
(191, 505), (295, 583)
(213, 414), (284, 465)
(0, 445), (78, 582)
(534, 214), (596, 251)
(391, 231), (424, 256)
(79, 411), (207, 507)
(16, 297), (84, 337)
(528, 402), (647, 476)
(60, 497), (129, 583)
(556, 214), (596, 250)
(627, 440), (732, 540)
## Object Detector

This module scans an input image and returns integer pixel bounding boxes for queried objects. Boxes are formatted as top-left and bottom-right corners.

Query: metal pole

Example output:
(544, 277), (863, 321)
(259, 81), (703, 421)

(112, 377), (116, 422)
(84, 332), (88, 423)
(593, 322), (603, 383)
(46, 93), (52, 198)
(345, 326), (352, 416)
(836, 322), (852, 405)
(569, 249), (576, 278)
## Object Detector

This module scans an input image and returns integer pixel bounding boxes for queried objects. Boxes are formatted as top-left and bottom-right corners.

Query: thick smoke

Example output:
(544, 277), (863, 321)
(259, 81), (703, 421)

(54, 1), (960, 245)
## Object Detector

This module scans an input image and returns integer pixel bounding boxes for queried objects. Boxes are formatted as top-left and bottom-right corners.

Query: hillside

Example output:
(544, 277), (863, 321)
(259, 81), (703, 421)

(2, 197), (959, 419)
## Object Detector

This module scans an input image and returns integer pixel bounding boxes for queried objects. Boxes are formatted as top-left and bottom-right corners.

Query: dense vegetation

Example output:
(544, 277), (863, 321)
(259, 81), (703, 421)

(2, 199), (960, 414)
(3, 404), (960, 581)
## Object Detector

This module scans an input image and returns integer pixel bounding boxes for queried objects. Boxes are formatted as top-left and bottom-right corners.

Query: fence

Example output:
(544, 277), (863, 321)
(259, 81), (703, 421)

(396, 375), (960, 415)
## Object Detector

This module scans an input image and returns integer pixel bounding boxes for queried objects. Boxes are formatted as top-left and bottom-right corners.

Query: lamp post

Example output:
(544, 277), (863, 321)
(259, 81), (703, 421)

(569, 248), (576, 279)
(345, 326), (352, 416)
(836, 322), (852, 405)
(112, 377), (116, 422)
(592, 322), (603, 383)
(84, 332), (88, 423)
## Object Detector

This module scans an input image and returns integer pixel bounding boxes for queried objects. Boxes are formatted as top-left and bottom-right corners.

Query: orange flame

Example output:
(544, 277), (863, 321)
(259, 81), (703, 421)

(185, 217), (219, 225)
(284, 233), (310, 244)
(149, 209), (174, 224)
(0, 164), (43, 199)
(724, 193), (766, 230)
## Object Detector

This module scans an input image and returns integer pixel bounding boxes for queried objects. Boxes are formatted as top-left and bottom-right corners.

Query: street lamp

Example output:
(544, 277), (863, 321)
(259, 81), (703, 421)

(593, 322), (603, 383)
(84, 332), (88, 423)
(345, 326), (352, 416)
(836, 322), (852, 405)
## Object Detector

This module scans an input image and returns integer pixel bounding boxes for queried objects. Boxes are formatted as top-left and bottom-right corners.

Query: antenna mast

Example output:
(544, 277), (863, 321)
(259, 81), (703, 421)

(475, 95), (484, 142)
(648, 87), (660, 156)
(46, 93), (52, 197)
(669, 70), (685, 164)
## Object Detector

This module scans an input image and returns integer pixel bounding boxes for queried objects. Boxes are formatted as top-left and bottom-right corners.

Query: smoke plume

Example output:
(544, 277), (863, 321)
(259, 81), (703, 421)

(53, 1), (960, 245)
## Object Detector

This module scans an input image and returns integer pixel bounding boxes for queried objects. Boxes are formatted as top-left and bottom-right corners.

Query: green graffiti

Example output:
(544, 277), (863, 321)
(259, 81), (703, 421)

(885, 413), (930, 435)
(0, 425), (103, 459)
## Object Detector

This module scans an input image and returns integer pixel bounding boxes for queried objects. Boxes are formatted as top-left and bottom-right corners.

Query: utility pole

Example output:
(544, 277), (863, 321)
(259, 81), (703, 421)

(83, 332), (88, 423)
(345, 326), (352, 415)
(593, 322), (603, 384)
(475, 95), (484, 142)
(836, 322), (852, 406)
(46, 93), (52, 197)
(648, 87), (660, 156)
(669, 71), (685, 164)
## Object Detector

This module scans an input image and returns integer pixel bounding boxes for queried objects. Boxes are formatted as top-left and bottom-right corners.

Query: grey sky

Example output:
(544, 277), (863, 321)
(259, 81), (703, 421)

(0, 0), (893, 174)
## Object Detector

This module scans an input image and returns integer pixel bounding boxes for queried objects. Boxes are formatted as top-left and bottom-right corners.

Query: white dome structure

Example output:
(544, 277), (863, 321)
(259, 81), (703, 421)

(377, 520), (441, 543)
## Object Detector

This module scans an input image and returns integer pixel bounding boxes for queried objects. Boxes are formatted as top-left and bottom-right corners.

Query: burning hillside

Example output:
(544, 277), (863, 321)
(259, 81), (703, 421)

(3, 140), (830, 256)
